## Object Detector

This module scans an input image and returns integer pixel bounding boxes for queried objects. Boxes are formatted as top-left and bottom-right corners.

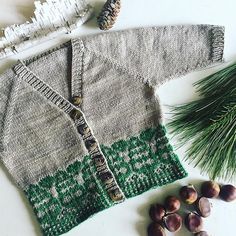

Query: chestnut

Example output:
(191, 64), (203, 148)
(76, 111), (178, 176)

(149, 204), (166, 222)
(147, 222), (166, 236)
(196, 197), (211, 218)
(164, 196), (181, 213)
(179, 185), (198, 204)
(201, 181), (220, 198)
(195, 231), (209, 236)
(184, 212), (203, 233)
(219, 184), (236, 202)
(163, 213), (182, 232)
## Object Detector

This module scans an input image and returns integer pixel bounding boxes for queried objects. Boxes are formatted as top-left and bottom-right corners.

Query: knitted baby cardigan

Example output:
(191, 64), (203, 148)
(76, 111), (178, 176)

(0, 24), (224, 235)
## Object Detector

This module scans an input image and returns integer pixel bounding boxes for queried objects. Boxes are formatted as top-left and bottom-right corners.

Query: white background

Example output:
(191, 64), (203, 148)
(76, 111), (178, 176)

(0, 0), (236, 235)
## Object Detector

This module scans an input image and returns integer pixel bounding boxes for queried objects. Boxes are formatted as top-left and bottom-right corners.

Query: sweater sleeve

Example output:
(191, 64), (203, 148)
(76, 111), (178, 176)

(0, 69), (15, 158)
(80, 24), (225, 87)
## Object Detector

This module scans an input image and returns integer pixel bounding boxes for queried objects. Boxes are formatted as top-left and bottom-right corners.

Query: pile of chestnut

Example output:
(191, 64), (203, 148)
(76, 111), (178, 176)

(147, 181), (236, 236)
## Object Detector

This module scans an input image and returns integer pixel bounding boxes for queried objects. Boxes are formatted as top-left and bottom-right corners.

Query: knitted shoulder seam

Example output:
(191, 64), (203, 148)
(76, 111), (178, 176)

(82, 44), (153, 87)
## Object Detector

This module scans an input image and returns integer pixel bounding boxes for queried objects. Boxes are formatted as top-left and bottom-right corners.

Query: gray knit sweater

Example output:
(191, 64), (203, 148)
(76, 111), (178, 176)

(0, 24), (224, 235)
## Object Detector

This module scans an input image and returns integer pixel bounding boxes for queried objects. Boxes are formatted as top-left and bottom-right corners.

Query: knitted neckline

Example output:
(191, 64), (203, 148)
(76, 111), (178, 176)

(12, 38), (126, 203)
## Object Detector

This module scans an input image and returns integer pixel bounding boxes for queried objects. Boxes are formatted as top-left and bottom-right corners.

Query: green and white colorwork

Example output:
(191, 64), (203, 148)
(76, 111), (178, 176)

(0, 25), (224, 235)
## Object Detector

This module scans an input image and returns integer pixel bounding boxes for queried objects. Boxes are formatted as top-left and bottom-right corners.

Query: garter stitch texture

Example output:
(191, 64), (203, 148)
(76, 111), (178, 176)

(0, 24), (224, 235)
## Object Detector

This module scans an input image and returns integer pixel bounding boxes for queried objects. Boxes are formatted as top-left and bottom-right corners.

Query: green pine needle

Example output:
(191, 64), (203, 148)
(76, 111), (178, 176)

(167, 63), (236, 181)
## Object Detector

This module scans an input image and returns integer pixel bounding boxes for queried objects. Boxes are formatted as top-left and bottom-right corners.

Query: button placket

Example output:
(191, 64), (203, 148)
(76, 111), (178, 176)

(71, 39), (84, 109)
(70, 110), (125, 203)
(70, 39), (125, 202)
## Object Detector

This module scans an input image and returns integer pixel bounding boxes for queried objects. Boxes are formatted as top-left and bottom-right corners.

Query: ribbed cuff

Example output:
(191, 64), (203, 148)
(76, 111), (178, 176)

(211, 26), (225, 62)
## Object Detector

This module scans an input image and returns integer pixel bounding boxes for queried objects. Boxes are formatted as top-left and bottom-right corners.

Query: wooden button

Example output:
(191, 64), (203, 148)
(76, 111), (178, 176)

(93, 154), (106, 167)
(85, 138), (97, 151)
(69, 109), (82, 119)
(72, 96), (82, 105)
(78, 123), (90, 135)
(109, 189), (124, 202)
(99, 171), (113, 184)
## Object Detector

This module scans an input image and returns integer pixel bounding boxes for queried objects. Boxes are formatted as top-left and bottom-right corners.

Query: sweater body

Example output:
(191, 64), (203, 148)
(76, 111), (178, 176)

(0, 25), (224, 235)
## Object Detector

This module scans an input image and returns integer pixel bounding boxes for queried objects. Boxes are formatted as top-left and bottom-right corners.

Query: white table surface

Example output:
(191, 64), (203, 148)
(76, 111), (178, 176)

(0, 0), (236, 235)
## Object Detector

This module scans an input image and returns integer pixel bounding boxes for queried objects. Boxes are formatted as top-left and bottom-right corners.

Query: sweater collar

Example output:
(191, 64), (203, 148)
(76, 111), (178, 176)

(12, 38), (84, 114)
(13, 38), (84, 107)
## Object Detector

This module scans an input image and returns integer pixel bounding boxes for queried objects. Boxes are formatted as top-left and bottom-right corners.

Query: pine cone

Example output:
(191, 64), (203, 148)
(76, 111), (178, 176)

(97, 0), (121, 30)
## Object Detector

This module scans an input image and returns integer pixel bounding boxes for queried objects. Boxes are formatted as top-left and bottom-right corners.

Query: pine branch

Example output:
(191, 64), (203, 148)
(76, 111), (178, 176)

(168, 62), (236, 181)
(187, 106), (236, 180)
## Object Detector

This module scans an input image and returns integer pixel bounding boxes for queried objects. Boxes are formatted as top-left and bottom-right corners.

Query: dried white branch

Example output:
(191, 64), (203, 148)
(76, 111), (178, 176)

(0, 0), (94, 60)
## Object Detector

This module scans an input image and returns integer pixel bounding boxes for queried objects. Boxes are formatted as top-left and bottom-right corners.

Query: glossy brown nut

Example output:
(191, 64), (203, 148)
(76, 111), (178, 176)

(147, 222), (166, 236)
(195, 231), (209, 236)
(196, 197), (211, 218)
(179, 185), (198, 204)
(149, 204), (166, 222)
(164, 196), (181, 213)
(219, 184), (236, 202)
(184, 212), (203, 233)
(201, 181), (220, 198)
(163, 213), (182, 232)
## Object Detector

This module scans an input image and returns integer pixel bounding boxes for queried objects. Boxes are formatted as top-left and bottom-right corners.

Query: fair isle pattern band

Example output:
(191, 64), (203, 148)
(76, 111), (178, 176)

(25, 125), (187, 236)
(13, 61), (125, 203)
(103, 126), (187, 197)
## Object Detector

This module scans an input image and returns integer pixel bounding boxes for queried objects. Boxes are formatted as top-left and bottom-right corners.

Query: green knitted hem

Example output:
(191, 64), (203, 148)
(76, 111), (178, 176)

(102, 125), (188, 198)
(25, 155), (114, 236)
(24, 125), (187, 236)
